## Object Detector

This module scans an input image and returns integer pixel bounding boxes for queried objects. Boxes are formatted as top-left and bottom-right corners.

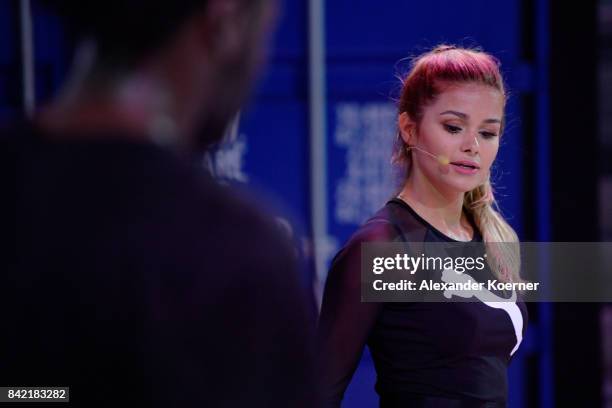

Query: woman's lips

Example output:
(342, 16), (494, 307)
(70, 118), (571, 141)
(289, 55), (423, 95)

(450, 162), (480, 175)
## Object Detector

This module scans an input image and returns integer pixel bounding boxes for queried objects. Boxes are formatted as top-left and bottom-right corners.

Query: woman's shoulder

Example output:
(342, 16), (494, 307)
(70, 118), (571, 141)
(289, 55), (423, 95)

(359, 199), (428, 242)
(326, 213), (397, 281)
(331, 200), (426, 265)
(349, 203), (404, 244)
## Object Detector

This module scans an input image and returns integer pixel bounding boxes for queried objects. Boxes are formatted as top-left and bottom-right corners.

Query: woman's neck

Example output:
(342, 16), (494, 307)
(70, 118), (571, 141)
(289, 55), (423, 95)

(398, 174), (474, 241)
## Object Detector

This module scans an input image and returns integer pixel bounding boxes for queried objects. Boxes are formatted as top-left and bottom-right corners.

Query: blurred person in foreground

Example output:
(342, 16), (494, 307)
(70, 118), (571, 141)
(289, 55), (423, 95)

(1, 1), (316, 406)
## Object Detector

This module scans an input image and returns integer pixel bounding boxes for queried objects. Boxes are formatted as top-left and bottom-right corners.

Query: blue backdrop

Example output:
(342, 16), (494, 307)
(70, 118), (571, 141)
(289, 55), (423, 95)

(0, 1), (549, 406)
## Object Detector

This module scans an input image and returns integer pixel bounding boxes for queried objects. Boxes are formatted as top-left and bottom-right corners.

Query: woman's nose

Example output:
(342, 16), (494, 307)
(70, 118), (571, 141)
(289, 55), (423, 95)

(462, 132), (479, 154)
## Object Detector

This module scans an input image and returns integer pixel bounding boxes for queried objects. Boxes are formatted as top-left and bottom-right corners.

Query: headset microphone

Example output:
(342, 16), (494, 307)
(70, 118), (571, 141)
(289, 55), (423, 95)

(407, 145), (450, 166)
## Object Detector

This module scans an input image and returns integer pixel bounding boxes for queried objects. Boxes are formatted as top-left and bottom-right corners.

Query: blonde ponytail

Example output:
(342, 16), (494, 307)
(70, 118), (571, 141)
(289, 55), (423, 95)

(464, 179), (523, 283)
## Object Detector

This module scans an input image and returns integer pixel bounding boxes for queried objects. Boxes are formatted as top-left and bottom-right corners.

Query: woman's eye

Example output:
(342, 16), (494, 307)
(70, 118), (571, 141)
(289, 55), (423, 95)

(444, 124), (462, 134)
(480, 131), (498, 139)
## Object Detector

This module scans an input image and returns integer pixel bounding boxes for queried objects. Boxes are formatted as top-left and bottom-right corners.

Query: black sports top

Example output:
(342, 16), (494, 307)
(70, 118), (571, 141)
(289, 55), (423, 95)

(317, 198), (528, 408)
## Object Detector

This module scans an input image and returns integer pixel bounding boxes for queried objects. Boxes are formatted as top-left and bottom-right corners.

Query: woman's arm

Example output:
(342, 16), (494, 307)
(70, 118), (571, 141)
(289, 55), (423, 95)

(316, 220), (396, 407)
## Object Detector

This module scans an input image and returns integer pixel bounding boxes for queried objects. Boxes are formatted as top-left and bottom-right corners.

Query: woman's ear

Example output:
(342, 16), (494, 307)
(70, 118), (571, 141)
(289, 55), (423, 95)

(398, 112), (416, 145)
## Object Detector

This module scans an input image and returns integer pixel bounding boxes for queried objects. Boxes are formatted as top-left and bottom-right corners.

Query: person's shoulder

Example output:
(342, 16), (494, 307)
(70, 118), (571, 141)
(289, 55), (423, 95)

(329, 203), (402, 267)
(188, 177), (285, 240)
(348, 202), (407, 244)
(183, 178), (297, 271)
(0, 120), (30, 151)
(0, 119), (29, 136)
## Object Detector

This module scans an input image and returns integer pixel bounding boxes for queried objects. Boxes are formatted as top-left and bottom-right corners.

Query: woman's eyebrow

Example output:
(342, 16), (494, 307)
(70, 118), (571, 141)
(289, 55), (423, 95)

(440, 110), (501, 124)
(440, 110), (467, 119)
(483, 118), (502, 124)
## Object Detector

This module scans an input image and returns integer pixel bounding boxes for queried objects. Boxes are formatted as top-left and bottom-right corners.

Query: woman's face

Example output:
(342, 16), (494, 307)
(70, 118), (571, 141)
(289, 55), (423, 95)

(402, 82), (504, 195)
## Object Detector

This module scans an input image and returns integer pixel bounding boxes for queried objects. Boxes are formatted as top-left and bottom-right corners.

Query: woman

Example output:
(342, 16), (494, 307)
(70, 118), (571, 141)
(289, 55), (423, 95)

(317, 45), (528, 408)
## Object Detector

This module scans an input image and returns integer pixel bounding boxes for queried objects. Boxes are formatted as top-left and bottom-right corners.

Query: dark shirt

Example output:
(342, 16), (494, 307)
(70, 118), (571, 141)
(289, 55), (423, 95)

(317, 198), (528, 408)
(2, 123), (316, 407)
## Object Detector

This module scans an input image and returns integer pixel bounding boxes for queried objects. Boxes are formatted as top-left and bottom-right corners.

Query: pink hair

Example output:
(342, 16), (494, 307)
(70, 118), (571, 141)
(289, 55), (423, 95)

(398, 45), (506, 125)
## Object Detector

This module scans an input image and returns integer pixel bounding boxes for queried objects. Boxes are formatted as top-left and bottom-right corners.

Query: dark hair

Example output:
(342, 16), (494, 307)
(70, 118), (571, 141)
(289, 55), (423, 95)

(40, 1), (209, 69)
